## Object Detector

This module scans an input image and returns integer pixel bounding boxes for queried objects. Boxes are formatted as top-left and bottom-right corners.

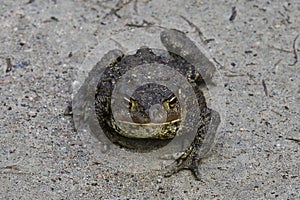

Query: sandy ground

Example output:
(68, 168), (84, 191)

(0, 0), (299, 199)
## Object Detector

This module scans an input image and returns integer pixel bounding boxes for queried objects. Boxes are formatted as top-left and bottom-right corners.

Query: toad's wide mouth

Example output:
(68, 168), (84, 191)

(114, 118), (182, 139)
(116, 118), (181, 126)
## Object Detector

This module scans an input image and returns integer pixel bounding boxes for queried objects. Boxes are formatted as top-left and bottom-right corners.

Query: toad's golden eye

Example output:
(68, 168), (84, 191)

(168, 95), (177, 108)
(124, 97), (137, 110)
(163, 95), (178, 110)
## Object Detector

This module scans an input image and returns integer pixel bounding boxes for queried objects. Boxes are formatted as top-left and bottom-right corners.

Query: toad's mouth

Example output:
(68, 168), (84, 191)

(117, 118), (181, 126)
(113, 117), (182, 139)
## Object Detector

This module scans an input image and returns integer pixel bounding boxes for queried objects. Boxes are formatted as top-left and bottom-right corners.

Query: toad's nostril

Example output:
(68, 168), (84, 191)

(149, 104), (167, 123)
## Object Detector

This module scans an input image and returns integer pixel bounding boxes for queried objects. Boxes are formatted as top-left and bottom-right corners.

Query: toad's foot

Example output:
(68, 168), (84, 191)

(163, 148), (202, 180)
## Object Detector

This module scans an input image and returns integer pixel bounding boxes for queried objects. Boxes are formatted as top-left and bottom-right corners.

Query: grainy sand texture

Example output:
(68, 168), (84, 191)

(0, 0), (299, 199)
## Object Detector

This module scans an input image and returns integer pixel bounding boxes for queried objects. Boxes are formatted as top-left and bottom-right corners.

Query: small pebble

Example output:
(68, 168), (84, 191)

(157, 177), (162, 183)
(28, 111), (37, 117)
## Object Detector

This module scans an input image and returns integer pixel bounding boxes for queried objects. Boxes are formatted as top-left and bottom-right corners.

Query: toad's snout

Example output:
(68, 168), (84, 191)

(149, 104), (167, 123)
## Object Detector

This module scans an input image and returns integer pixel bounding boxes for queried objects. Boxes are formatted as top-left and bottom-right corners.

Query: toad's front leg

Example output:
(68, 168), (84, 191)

(163, 109), (220, 180)
(163, 145), (203, 180)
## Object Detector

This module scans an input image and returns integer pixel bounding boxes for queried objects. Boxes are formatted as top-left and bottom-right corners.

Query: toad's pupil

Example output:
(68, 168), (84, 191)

(128, 101), (132, 108)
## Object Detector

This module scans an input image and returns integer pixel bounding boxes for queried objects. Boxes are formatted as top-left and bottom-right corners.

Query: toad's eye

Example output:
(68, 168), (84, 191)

(163, 95), (178, 111)
(124, 97), (137, 111)
(168, 95), (177, 108)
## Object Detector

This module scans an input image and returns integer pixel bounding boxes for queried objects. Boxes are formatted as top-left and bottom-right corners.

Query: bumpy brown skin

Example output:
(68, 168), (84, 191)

(94, 29), (220, 180)
(95, 48), (172, 151)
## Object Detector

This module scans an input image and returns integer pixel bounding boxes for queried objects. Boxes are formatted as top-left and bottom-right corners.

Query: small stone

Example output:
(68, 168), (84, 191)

(157, 177), (162, 183)
(28, 111), (37, 118)
(273, 21), (281, 29)
(19, 41), (26, 46)
(158, 187), (165, 194)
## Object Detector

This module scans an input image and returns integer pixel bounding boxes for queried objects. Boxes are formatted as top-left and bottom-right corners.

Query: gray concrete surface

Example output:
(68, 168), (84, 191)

(0, 0), (299, 199)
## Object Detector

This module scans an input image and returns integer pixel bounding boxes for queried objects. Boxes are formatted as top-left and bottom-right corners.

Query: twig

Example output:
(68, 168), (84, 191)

(283, 5), (291, 12)
(109, 38), (127, 53)
(103, 0), (134, 19)
(133, 0), (138, 14)
(0, 164), (29, 175)
(97, 4), (115, 9)
(180, 15), (212, 44)
(125, 20), (154, 28)
(289, 34), (299, 66)
(6, 58), (12, 72)
(224, 73), (247, 77)
(245, 62), (257, 66)
(278, 10), (292, 24)
(229, 6), (237, 21)
(212, 57), (225, 69)
(267, 45), (292, 53)
(262, 79), (268, 96)
(270, 109), (282, 117)
(0, 164), (18, 170)
(0, 171), (29, 175)
(204, 38), (215, 43)
(274, 59), (282, 67)
(285, 137), (300, 145)
(180, 15), (203, 37)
